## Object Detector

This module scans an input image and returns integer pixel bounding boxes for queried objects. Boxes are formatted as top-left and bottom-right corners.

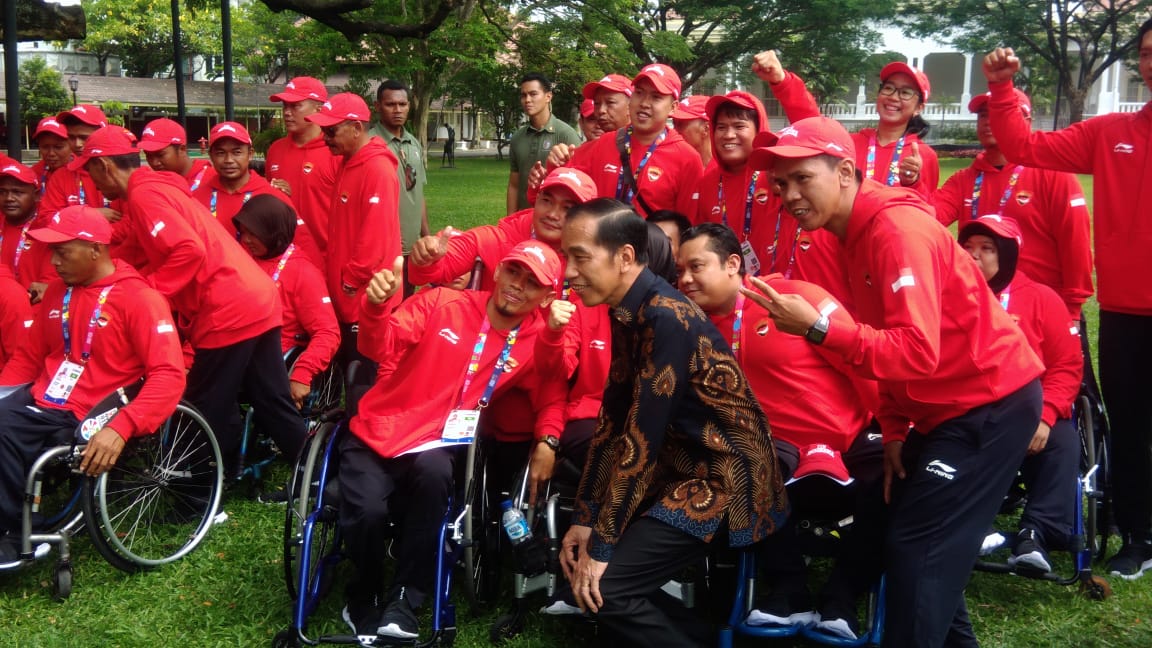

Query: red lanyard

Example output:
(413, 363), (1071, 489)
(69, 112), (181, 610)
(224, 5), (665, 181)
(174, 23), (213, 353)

(271, 244), (296, 284)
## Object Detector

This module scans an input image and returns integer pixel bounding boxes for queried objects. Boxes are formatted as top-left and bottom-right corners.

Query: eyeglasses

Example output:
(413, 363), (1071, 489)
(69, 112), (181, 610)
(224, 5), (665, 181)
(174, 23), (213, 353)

(320, 123), (347, 138)
(878, 83), (920, 102)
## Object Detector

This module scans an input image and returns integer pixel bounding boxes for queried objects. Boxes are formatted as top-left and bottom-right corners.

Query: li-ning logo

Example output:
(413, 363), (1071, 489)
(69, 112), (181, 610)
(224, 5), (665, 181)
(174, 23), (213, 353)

(778, 126), (800, 139)
(216, 124), (237, 134)
(143, 127), (156, 137)
(286, 81), (297, 89)
(1114, 143), (1134, 154)
(521, 245), (547, 264)
(642, 64), (665, 76)
(925, 459), (956, 480)
(439, 328), (460, 344)
(556, 171), (583, 186)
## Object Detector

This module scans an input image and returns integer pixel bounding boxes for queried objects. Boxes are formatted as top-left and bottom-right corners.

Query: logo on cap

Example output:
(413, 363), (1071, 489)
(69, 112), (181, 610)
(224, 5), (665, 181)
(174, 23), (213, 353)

(323, 102), (333, 111)
(143, 127), (155, 136)
(287, 81), (297, 89)
(522, 245), (547, 264)
(642, 64), (665, 76)
(2, 165), (18, 174)
(217, 124), (237, 133)
(74, 106), (88, 114)
(778, 126), (800, 139)
(44, 119), (60, 127)
(556, 171), (583, 186)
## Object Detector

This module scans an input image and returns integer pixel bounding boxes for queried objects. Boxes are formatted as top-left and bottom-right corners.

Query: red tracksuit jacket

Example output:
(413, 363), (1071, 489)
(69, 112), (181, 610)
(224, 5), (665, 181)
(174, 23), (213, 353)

(0, 265), (33, 371)
(988, 80), (1152, 316)
(38, 166), (113, 221)
(0, 261), (186, 439)
(820, 180), (1044, 443)
(266, 135), (340, 253)
(1, 217), (51, 289)
(255, 249), (340, 386)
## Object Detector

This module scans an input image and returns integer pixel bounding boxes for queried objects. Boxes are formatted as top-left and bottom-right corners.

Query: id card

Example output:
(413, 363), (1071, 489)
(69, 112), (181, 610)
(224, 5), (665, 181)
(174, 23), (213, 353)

(44, 360), (85, 406)
(740, 240), (762, 276)
(441, 409), (480, 444)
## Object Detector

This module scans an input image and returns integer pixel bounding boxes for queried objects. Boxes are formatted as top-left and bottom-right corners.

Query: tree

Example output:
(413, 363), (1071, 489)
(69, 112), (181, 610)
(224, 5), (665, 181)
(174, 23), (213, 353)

(233, 2), (335, 83)
(897, 0), (1152, 124)
(18, 57), (71, 143)
(71, 0), (220, 77)
(258, 0), (461, 40)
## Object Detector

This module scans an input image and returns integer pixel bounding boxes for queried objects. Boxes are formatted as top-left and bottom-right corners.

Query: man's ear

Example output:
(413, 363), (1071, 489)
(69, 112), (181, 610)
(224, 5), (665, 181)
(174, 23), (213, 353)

(617, 243), (637, 271)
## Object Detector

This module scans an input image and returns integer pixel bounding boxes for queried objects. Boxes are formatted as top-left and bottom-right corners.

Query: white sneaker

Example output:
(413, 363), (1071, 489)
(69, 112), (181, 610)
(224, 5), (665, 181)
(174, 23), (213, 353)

(979, 531), (1007, 556)
(746, 608), (819, 627)
(815, 617), (859, 640)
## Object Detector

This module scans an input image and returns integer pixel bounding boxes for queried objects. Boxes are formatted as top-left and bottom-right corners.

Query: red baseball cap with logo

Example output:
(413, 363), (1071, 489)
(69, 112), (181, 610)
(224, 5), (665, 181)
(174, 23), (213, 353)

(880, 62), (931, 103)
(305, 93), (373, 127)
(28, 205), (113, 245)
(138, 118), (188, 152)
(968, 88), (1032, 118)
(209, 121), (253, 146)
(269, 76), (329, 103)
(671, 94), (709, 121)
(56, 104), (109, 128)
(787, 443), (854, 486)
(959, 214), (1024, 247)
(705, 92), (763, 122)
(0, 156), (40, 188)
(633, 63), (682, 100)
(501, 240), (562, 288)
(66, 126), (138, 171)
(582, 74), (634, 101)
(32, 116), (69, 141)
(580, 99), (596, 118)
(749, 116), (854, 170)
(539, 168), (598, 203)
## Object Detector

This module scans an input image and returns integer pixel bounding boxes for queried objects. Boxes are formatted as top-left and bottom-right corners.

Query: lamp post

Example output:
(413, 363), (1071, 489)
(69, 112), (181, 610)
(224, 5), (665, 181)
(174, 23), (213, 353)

(68, 75), (79, 107)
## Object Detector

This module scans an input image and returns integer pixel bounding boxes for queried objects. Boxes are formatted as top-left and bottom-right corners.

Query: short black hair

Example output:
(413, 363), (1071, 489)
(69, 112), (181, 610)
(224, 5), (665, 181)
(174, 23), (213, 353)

(520, 72), (553, 92)
(813, 153), (864, 182)
(567, 198), (649, 264)
(681, 223), (745, 275)
(376, 79), (410, 101)
(646, 210), (692, 237)
(1140, 16), (1152, 46)
(711, 102), (760, 131)
(104, 152), (142, 171)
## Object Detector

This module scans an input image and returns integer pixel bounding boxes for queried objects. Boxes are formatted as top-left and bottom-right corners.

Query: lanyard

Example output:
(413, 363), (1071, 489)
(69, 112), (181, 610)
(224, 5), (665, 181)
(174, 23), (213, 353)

(999, 286), (1011, 311)
(719, 171), (761, 242)
(615, 127), (667, 204)
(271, 244), (295, 284)
(77, 177), (110, 208)
(40, 172), (48, 197)
(731, 293), (745, 362)
(865, 134), (906, 186)
(190, 165), (208, 192)
(782, 225), (802, 279)
(457, 318), (520, 409)
(62, 284), (114, 363)
(971, 165), (1025, 221)
(1, 221), (32, 270)
(210, 189), (253, 219)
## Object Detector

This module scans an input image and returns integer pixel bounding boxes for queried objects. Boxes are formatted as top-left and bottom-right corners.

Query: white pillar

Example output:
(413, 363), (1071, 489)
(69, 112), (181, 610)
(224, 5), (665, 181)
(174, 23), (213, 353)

(961, 53), (974, 106)
(856, 82), (867, 119)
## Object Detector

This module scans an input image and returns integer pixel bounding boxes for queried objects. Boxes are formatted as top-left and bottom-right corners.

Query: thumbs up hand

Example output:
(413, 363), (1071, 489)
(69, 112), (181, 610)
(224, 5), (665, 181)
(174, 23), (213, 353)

(899, 142), (922, 186)
(411, 226), (456, 266)
(367, 256), (406, 305)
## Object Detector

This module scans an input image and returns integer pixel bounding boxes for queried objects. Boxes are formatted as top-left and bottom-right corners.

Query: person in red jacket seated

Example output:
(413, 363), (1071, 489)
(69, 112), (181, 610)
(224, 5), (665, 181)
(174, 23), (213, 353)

(960, 215), (1083, 573)
(337, 241), (567, 643)
(233, 195), (340, 410)
(0, 265), (33, 372)
(0, 206), (185, 563)
(138, 118), (214, 191)
(742, 116), (1043, 647)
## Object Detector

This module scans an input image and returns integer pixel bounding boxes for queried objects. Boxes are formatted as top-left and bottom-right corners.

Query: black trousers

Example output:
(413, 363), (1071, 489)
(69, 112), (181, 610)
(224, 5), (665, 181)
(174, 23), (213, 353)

(336, 322), (378, 419)
(337, 434), (458, 609)
(0, 388), (77, 533)
(594, 517), (719, 648)
(1018, 417), (1078, 548)
(184, 327), (306, 476)
(883, 379), (1041, 648)
(1098, 310), (1152, 539)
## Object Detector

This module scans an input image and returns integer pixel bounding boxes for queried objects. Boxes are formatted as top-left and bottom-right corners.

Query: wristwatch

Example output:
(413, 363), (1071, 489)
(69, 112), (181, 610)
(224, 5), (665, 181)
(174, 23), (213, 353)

(805, 314), (830, 345)
(538, 435), (560, 452)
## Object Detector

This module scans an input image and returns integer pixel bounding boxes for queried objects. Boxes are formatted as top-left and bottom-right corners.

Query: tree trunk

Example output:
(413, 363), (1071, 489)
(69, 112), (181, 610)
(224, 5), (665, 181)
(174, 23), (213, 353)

(1064, 80), (1087, 125)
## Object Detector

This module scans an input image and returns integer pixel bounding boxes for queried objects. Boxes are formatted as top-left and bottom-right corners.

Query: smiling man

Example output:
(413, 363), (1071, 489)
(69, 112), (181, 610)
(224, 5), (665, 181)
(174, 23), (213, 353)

(507, 73), (581, 214)
(138, 118), (214, 190)
(742, 116), (1044, 647)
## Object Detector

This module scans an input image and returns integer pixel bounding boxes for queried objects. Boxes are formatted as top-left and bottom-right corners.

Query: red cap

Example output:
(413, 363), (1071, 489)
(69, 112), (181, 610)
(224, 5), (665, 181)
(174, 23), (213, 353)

(269, 76), (329, 103)
(305, 93), (372, 127)
(539, 168), (598, 203)
(749, 116), (854, 170)
(209, 121), (253, 146)
(580, 98), (596, 118)
(32, 116), (68, 141)
(28, 205), (113, 245)
(671, 94), (709, 121)
(968, 88), (1032, 118)
(56, 104), (109, 128)
(138, 118), (188, 152)
(67, 126), (138, 171)
(752, 130), (779, 148)
(501, 240), (562, 288)
(0, 157), (39, 188)
(633, 63), (682, 100)
(705, 92), (761, 121)
(787, 444), (854, 486)
(959, 214), (1023, 247)
(582, 74), (633, 101)
(880, 62), (931, 103)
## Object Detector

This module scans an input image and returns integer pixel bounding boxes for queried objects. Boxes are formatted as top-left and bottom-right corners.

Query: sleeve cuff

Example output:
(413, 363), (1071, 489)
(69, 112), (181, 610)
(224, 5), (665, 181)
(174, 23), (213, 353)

(588, 530), (615, 562)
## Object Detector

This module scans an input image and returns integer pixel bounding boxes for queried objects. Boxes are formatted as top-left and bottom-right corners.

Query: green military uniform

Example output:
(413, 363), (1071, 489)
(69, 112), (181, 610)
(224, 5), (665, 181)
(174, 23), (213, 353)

(507, 113), (581, 211)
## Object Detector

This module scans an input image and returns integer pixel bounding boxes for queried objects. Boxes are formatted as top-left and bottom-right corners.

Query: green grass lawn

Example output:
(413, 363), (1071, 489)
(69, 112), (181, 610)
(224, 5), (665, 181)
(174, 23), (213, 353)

(1, 156), (1143, 648)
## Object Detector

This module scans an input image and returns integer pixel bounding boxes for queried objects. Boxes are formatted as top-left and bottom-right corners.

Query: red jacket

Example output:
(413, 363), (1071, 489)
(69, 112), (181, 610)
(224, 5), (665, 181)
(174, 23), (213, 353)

(934, 152), (1093, 317)
(407, 209), (533, 291)
(850, 130), (939, 202)
(998, 272), (1083, 426)
(708, 274), (877, 451)
(183, 158), (215, 191)
(989, 81), (1151, 315)
(536, 299), (613, 424)
(0, 266), (33, 371)
(266, 135), (340, 253)
(38, 166), (113, 221)
(563, 126), (703, 217)
(351, 287), (567, 457)
(114, 168), (282, 349)
(820, 180), (1044, 444)
(1, 217), (51, 288)
(0, 261), (186, 439)
(192, 171), (324, 268)
(255, 248), (340, 385)
(326, 139), (402, 324)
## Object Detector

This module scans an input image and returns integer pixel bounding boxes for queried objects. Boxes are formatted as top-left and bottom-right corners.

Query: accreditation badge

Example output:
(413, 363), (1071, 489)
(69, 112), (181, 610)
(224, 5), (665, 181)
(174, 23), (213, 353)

(43, 360), (85, 406)
(740, 240), (762, 277)
(441, 409), (481, 444)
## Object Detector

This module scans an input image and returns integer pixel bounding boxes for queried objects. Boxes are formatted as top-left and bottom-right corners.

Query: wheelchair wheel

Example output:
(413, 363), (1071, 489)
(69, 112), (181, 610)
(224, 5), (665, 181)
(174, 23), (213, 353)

(51, 563), (72, 602)
(83, 403), (224, 571)
(462, 439), (501, 609)
(1077, 394), (1110, 559)
(283, 419), (340, 600)
(299, 361), (344, 422)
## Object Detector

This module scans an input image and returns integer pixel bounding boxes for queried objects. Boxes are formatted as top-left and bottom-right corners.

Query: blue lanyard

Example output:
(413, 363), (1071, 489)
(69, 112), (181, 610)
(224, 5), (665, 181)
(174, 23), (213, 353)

(1, 221), (32, 270)
(190, 165), (208, 192)
(615, 127), (667, 204)
(971, 165), (1025, 221)
(457, 319), (521, 408)
(77, 177), (110, 208)
(210, 188), (253, 219)
(61, 285), (114, 363)
(866, 134), (906, 186)
(719, 171), (761, 242)
(731, 293), (745, 362)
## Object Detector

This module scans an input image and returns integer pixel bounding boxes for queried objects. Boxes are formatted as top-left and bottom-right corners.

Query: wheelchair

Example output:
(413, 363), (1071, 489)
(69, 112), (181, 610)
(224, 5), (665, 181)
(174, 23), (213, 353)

(0, 381), (224, 600)
(973, 392), (1112, 600)
(274, 412), (494, 647)
(719, 473), (887, 647)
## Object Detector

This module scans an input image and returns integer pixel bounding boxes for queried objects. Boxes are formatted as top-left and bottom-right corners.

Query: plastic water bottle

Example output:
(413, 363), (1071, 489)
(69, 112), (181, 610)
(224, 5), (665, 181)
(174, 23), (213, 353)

(500, 500), (532, 545)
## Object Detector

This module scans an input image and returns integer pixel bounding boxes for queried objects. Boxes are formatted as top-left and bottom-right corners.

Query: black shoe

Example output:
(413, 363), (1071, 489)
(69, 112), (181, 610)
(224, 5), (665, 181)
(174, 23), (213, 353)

(1008, 528), (1052, 572)
(258, 487), (289, 504)
(342, 594), (380, 645)
(377, 588), (419, 639)
(1107, 536), (1152, 580)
